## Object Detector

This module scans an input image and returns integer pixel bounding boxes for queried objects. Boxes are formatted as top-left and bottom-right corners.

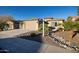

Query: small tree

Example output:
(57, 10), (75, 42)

(38, 21), (49, 34)
(0, 22), (9, 31)
(63, 21), (74, 31)
(63, 16), (74, 31)
(73, 21), (79, 31)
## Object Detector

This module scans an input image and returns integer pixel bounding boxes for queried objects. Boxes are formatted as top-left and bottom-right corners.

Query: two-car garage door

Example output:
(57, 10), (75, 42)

(22, 20), (38, 31)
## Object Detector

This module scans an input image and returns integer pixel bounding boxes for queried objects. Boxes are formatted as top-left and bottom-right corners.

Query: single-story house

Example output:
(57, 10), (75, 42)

(44, 17), (64, 28)
(68, 16), (79, 22)
(0, 16), (14, 30)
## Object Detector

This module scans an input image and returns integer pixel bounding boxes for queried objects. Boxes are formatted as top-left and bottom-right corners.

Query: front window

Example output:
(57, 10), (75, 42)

(51, 21), (57, 27)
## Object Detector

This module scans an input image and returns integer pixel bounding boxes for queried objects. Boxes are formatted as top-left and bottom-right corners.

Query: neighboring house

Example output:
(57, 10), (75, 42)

(69, 16), (79, 22)
(6, 20), (14, 30)
(20, 19), (39, 31)
(0, 16), (64, 31)
(0, 16), (14, 30)
(44, 17), (53, 22)
(44, 17), (64, 28)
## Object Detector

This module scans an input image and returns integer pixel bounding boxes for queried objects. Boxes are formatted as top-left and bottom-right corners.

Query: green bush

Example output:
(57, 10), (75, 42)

(63, 16), (79, 31)
(0, 22), (9, 31)
(58, 28), (63, 31)
(63, 16), (74, 31)
(38, 21), (49, 34)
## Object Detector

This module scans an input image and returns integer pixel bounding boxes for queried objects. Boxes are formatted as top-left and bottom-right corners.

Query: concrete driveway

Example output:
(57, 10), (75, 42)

(0, 29), (76, 53)
(0, 29), (28, 38)
(0, 38), (76, 53)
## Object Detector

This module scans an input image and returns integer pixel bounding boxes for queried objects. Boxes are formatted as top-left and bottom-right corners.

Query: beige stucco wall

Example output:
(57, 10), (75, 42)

(48, 20), (63, 27)
(20, 20), (38, 31)
(48, 21), (52, 27)
(44, 18), (53, 21)
(6, 21), (14, 30)
(19, 22), (25, 29)
(44, 18), (64, 27)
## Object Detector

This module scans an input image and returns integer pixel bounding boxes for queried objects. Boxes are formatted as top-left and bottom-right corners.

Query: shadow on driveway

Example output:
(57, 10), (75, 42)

(17, 32), (43, 43)
(0, 37), (42, 53)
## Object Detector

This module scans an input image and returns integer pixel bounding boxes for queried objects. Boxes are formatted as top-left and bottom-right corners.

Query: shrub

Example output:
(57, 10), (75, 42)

(0, 22), (9, 31)
(63, 16), (74, 31)
(30, 33), (37, 37)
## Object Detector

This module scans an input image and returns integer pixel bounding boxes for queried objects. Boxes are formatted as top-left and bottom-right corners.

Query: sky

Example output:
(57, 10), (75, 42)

(0, 6), (77, 20)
